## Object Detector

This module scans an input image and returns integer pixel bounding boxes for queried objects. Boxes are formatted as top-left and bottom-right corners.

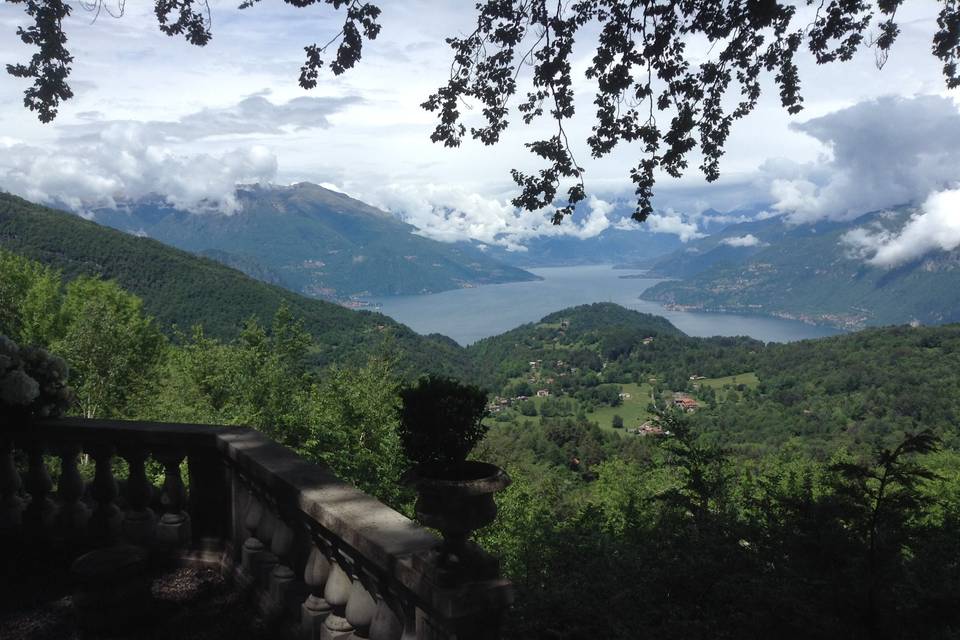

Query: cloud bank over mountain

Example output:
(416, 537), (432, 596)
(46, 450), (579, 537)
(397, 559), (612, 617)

(843, 189), (960, 268)
(766, 96), (960, 224)
(0, 94), (363, 213)
(759, 95), (960, 267)
(367, 186), (638, 251)
(1, 130), (277, 213)
(3, 92), (957, 260)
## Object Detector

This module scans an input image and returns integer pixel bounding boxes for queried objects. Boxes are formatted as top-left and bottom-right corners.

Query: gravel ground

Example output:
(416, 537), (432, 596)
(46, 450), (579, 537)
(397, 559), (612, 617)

(0, 565), (278, 640)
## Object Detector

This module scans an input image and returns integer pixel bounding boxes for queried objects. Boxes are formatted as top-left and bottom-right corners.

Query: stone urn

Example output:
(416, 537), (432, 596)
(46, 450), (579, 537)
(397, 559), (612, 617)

(402, 460), (510, 580)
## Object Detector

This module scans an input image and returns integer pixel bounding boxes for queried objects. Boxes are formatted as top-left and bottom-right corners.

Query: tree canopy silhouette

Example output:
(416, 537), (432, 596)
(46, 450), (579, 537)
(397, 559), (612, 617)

(6, 0), (960, 222)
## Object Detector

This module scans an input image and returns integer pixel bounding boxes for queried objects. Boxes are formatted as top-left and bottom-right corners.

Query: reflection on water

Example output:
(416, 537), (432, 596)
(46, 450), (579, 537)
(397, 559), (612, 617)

(371, 264), (842, 346)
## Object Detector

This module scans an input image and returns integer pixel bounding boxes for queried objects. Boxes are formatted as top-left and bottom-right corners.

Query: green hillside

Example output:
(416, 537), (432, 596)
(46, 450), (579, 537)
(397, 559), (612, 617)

(640, 208), (960, 330)
(90, 183), (537, 299)
(0, 192), (470, 378)
(466, 303), (689, 387)
(470, 302), (960, 456)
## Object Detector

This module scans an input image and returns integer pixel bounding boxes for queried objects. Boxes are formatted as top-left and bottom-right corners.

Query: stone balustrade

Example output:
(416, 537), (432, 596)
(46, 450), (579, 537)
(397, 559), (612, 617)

(0, 417), (513, 639)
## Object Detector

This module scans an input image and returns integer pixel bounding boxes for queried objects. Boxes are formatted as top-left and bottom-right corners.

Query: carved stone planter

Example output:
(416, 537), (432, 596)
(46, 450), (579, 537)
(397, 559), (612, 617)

(402, 461), (510, 583)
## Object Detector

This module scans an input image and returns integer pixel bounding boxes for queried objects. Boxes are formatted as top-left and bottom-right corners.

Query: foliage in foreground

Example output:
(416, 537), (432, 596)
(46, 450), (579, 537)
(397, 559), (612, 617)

(480, 416), (960, 640)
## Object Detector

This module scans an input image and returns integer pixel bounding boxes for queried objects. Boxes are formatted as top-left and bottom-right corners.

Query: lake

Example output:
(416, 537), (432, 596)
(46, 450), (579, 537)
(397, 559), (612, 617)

(372, 264), (842, 345)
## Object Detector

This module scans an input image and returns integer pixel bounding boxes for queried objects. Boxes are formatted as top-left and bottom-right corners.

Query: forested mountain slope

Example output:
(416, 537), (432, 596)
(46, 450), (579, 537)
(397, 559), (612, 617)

(88, 182), (536, 299)
(467, 302), (761, 389)
(640, 207), (960, 329)
(0, 192), (470, 377)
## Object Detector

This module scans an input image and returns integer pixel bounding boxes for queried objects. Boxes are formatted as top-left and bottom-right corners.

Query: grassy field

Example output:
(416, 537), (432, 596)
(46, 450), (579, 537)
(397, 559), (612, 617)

(585, 382), (654, 435)
(695, 372), (759, 390)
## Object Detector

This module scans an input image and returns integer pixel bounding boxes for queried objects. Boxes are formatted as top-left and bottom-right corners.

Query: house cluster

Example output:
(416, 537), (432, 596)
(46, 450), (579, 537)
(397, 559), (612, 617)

(487, 396), (515, 413)
(629, 421), (666, 436)
(642, 336), (655, 345)
(672, 392), (700, 412)
(526, 357), (580, 385)
(488, 389), (549, 413)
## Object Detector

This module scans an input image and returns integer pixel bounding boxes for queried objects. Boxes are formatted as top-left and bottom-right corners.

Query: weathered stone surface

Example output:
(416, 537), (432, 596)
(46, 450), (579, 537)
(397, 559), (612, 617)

(156, 511), (192, 546)
(368, 596), (405, 640)
(71, 544), (152, 633)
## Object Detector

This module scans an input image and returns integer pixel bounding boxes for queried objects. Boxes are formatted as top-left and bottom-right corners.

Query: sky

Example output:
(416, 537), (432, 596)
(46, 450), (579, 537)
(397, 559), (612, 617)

(0, 0), (958, 261)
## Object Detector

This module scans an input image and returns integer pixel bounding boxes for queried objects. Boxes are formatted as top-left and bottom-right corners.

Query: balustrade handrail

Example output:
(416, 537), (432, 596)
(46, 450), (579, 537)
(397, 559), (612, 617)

(5, 416), (513, 637)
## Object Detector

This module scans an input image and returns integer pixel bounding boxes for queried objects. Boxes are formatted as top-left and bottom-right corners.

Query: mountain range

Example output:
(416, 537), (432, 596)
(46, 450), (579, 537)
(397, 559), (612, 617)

(637, 207), (960, 330)
(86, 183), (537, 301)
(0, 192), (470, 378)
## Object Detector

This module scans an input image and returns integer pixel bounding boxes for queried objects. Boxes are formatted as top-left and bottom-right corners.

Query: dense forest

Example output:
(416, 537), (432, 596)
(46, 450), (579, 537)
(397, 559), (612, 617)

(4, 240), (960, 638)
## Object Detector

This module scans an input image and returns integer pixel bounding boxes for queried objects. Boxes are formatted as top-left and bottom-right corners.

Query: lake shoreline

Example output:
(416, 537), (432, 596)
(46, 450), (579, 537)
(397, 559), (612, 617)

(371, 264), (843, 346)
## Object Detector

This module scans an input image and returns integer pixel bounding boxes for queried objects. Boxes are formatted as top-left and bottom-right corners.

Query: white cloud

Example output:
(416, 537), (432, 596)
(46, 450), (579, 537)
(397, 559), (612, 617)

(721, 234), (763, 247)
(766, 96), (960, 224)
(0, 127), (277, 214)
(643, 211), (705, 242)
(842, 189), (960, 267)
(701, 213), (754, 227)
(363, 186), (623, 250)
(578, 195), (614, 238)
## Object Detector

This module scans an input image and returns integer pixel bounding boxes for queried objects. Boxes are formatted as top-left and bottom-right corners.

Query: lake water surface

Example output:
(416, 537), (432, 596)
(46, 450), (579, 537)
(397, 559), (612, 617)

(372, 265), (842, 345)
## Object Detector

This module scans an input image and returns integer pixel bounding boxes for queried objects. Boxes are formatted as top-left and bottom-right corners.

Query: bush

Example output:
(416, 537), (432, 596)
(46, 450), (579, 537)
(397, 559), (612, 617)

(398, 375), (489, 472)
(0, 335), (73, 421)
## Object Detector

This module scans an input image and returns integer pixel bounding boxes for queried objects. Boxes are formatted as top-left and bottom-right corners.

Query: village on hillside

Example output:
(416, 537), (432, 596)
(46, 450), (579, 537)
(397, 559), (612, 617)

(480, 329), (760, 437)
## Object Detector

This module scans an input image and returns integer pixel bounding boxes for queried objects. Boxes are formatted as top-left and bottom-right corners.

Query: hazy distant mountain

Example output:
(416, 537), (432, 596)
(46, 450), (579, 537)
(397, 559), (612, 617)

(640, 208), (960, 330)
(88, 183), (537, 300)
(483, 202), (772, 269)
(481, 225), (685, 267)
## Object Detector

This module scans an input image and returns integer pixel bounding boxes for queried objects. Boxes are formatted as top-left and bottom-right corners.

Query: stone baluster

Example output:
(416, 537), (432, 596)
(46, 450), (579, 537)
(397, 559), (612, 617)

(323, 554), (356, 639)
(0, 437), (22, 532)
(266, 517), (296, 616)
(22, 440), (56, 535)
(87, 443), (122, 544)
(241, 491), (265, 581)
(344, 569), (377, 640)
(156, 449), (190, 546)
(302, 542), (333, 640)
(255, 506), (279, 586)
(119, 445), (155, 544)
(368, 594), (406, 640)
(54, 442), (89, 537)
